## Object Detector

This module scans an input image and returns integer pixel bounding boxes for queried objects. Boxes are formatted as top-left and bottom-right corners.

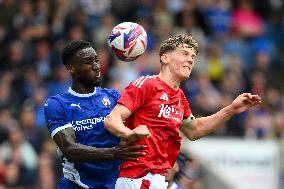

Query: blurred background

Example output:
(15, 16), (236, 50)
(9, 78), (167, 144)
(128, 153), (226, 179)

(0, 0), (283, 188)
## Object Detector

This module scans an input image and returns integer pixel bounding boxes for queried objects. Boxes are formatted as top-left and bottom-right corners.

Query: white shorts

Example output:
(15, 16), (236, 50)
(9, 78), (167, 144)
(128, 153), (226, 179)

(115, 173), (168, 189)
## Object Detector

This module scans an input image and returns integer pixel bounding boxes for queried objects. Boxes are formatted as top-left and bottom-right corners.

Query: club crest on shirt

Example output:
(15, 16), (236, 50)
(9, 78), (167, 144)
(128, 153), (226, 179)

(102, 97), (111, 107)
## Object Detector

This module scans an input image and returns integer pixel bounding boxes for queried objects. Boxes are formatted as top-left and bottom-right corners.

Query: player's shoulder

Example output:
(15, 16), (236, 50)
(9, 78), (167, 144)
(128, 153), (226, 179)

(97, 87), (120, 97)
(178, 88), (187, 97)
(44, 92), (70, 107)
(130, 75), (158, 88)
(178, 89), (189, 102)
(45, 94), (61, 104)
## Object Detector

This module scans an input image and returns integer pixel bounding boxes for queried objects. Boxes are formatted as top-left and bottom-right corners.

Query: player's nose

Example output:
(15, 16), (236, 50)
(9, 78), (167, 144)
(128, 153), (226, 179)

(92, 62), (100, 70)
(187, 57), (194, 65)
(188, 56), (193, 62)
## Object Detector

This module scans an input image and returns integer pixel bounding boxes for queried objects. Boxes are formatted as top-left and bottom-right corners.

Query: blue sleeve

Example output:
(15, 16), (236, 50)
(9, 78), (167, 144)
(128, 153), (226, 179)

(44, 96), (73, 138)
(107, 88), (121, 102)
(113, 89), (121, 101)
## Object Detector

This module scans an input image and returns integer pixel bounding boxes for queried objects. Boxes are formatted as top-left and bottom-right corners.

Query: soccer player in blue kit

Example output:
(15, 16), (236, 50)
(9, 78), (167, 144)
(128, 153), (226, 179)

(44, 40), (146, 189)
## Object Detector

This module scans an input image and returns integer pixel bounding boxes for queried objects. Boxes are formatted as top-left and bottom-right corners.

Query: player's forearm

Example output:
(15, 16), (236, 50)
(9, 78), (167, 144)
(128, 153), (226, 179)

(54, 129), (117, 162)
(196, 105), (235, 136)
(63, 144), (116, 163)
(104, 114), (132, 139)
(182, 105), (235, 140)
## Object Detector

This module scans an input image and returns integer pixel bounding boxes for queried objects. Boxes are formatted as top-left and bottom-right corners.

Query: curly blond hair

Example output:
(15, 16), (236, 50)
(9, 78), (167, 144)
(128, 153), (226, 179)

(159, 34), (199, 57)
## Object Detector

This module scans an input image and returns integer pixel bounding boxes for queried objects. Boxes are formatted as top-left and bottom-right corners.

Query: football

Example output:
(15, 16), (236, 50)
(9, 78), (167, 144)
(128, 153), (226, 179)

(108, 22), (147, 62)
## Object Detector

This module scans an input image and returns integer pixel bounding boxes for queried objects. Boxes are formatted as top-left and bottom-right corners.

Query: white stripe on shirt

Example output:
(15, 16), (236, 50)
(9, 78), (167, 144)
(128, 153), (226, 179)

(51, 123), (73, 138)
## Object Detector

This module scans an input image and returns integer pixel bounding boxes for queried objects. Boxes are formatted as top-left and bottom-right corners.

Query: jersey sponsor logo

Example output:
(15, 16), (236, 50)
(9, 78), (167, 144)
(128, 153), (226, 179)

(102, 97), (111, 107)
(159, 92), (169, 101)
(44, 103), (48, 107)
(158, 104), (183, 122)
(70, 103), (81, 109)
(132, 75), (157, 88)
(72, 116), (106, 131)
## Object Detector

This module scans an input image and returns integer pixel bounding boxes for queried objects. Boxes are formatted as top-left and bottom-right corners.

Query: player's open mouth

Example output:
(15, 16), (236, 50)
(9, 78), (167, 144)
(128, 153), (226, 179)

(93, 72), (100, 79)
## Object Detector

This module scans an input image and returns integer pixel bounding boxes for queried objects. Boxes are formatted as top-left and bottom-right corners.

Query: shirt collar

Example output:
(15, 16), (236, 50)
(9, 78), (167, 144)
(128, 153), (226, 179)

(68, 87), (96, 97)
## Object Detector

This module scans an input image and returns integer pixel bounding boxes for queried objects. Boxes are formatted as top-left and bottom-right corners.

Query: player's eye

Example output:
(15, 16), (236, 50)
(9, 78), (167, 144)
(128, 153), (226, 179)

(94, 62), (100, 68)
(83, 58), (93, 64)
(182, 51), (188, 56)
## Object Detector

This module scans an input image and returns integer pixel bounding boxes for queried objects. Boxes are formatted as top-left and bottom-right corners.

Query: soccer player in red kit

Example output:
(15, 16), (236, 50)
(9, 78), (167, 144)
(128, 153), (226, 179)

(104, 34), (261, 189)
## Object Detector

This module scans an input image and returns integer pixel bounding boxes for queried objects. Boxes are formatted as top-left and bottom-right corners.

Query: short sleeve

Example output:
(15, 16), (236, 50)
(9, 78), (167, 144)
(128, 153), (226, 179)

(44, 96), (73, 138)
(109, 88), (121, 102)
(181, 92), (191, 119)
(118, 76), (152, 112)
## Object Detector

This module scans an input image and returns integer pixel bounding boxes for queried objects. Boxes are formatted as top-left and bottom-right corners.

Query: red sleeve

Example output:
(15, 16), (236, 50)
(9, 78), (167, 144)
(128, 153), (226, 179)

(118, 76), (152, 112)
(181, 91), (191, 119)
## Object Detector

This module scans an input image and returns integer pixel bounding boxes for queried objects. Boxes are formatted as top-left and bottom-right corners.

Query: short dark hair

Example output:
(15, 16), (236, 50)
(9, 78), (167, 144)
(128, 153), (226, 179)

(62, 40), (92, 65)
(159, 34), (199, 58)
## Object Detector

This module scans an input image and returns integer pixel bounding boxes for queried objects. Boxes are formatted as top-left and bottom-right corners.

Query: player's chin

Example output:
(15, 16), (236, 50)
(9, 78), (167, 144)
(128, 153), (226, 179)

(180, 73), (190, 81)
(93, 78), (102, 87)
(89, 76), (101, 87)
(180, 70), (191, 80)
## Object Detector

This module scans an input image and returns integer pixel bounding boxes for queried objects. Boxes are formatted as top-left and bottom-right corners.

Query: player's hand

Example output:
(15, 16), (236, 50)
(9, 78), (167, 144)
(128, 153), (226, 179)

(230, 93), (261, 114)
(125, 125), (151, 142)
(113, 140), (147, 161)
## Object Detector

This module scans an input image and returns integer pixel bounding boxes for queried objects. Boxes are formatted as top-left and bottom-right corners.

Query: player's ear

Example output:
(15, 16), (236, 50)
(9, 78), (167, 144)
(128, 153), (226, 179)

(66, 64), (75, 74)
(161, 53), (169, 65)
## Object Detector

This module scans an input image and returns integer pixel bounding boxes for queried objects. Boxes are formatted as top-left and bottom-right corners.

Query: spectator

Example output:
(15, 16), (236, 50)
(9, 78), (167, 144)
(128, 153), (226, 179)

(0, 1), (282, 188)
(0, 126), (38, 187)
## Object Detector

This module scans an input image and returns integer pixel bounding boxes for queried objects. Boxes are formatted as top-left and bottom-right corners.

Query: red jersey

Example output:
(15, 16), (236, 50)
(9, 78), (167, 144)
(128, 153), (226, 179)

(118, 75), (191, 178)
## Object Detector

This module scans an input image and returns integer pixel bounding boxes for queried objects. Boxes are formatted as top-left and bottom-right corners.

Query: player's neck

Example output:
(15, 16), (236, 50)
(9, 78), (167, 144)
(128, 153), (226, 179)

(71, 84), (96, 94)
(158, 72), (180, 90)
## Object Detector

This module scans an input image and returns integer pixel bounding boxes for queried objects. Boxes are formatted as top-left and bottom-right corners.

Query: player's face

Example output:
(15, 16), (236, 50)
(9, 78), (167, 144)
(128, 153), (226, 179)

(72, 47), (101, 87)
(167, 45), (196, 81)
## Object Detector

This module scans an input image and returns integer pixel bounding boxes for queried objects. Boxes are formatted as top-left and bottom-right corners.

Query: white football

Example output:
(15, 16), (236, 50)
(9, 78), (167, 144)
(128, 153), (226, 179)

(108, 22), (147, 62)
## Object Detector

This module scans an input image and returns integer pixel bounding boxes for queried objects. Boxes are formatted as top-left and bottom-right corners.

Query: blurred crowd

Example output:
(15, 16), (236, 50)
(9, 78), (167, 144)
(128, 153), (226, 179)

(0, 0), (283, 188)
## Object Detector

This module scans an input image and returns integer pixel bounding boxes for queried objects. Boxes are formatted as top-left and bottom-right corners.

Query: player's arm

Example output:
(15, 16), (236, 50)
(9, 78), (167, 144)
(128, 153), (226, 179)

(53, 127), (146, 163)
(104, 103), (151, 141)
(44, 97), (146, 163)
(180, 107), (234, 140)
(180, 93), (261, 140)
